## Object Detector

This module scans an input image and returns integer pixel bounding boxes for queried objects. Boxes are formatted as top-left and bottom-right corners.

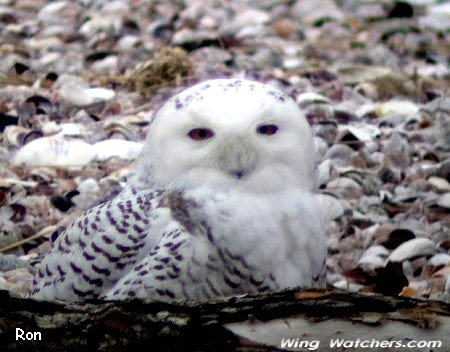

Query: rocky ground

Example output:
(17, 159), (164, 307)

(0, 0), (449, 302)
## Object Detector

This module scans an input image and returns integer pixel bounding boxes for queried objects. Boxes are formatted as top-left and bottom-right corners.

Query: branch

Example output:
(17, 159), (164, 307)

(1, 289), (449, 351)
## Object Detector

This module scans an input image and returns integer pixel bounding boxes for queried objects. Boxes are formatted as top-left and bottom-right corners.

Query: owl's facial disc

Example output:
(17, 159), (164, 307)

(137, 79), (317, 193)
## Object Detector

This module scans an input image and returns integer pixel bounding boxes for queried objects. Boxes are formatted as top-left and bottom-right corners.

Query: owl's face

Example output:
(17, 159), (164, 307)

(137, 79), (317, 194)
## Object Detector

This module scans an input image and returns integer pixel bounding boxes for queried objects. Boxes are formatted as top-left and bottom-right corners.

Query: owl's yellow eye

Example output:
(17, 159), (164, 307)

(257, 124), (278, 135)
(188, 128), (214, 141)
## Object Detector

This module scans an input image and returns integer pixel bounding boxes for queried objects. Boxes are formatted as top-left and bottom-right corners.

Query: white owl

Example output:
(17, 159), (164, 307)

(30, 79), (327, 302)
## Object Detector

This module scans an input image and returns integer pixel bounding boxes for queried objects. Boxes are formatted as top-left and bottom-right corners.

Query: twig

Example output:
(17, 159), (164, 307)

(0, 225), (57, 253)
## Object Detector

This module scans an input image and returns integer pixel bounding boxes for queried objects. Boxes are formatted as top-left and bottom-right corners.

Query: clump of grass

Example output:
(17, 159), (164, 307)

(127, 47), (196, 97)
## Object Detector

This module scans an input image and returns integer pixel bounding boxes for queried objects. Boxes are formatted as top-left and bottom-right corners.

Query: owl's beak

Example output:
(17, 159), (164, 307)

(233, 170), (244, 179)
(217, 140), (258, 179)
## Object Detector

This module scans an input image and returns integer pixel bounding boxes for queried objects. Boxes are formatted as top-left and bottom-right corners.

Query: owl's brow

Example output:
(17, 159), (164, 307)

(191, 103), (279, 124)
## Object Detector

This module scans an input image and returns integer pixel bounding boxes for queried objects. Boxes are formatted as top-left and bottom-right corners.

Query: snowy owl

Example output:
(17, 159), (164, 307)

(30, 79), (327, 302)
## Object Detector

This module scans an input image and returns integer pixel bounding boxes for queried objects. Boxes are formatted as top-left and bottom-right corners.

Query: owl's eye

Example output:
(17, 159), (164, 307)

(188, 128), (214, 141)
(257, 124), (278, 135)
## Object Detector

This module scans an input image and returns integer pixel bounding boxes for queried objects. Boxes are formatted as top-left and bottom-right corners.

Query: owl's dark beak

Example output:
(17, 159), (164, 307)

(228, 166), (252, 180)
(217, 139), (257, 180)
(232, 170), (244, 179)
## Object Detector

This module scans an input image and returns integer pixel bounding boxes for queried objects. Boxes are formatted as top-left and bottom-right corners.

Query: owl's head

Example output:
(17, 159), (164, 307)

(136, 79), (317, 194)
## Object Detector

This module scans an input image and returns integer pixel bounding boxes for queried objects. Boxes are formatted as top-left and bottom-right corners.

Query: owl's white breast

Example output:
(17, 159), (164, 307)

(185, 187), (327, 289)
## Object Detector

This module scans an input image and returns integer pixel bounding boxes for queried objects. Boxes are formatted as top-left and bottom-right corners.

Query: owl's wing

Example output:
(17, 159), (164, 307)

(31, 187), (314, 302)
(101, 222), (274, 302)
(100, 223), (197, 301)
(30, 186), (170, 301)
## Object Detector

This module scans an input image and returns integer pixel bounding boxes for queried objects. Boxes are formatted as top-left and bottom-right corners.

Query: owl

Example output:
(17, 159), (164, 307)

(30, 79), (327, 302)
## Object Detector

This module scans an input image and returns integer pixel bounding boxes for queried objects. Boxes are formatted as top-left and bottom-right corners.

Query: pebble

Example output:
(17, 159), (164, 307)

(375, 100), (420, 117)
(428, 177), (450, 192)
(389, 238), (438, 262)
(37, 1), (69, 22)
(12, 136), (96, 166)
(0, 254), (28, 272)
(326, 177), (363, 199)
(92, 139), (143, 161)
(429, 254), (450, 268)
(1, 267), (33, 296)
(59, 84), (116, 106)
(315, 194), (344, 222)
(437, 193), (450, 209)
(357, 245), (390, 272)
